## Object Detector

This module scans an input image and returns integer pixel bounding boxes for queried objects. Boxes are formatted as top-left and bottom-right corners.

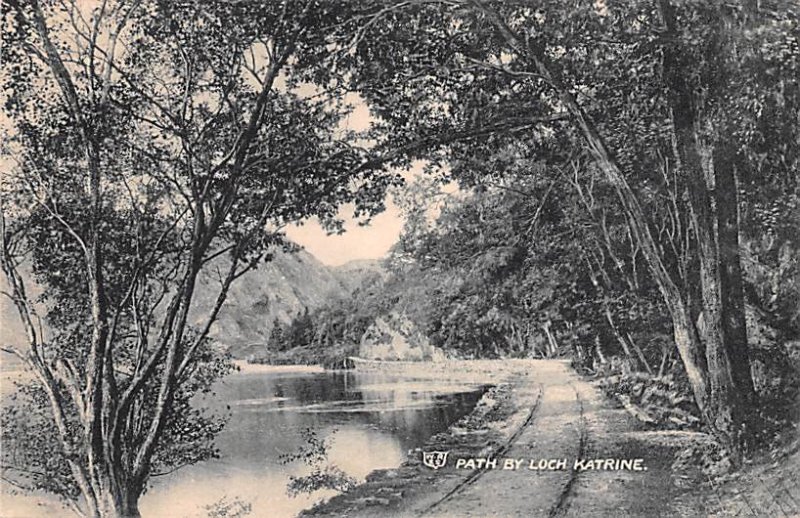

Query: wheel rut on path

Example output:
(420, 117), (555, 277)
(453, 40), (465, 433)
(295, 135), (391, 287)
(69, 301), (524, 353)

(421, 382), (545, 515)
(546, 383), (587, 518)
(424, 362), (589, 518)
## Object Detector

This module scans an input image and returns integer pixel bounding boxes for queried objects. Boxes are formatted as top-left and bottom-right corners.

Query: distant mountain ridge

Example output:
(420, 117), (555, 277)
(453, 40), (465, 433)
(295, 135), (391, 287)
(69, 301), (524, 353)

(192, 249), (384, 358)
(329, 258), (385, 292)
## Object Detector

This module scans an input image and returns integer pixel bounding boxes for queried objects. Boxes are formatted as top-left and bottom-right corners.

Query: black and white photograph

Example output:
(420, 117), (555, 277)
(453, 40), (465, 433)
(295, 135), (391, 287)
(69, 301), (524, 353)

(1, 1), (799, 516)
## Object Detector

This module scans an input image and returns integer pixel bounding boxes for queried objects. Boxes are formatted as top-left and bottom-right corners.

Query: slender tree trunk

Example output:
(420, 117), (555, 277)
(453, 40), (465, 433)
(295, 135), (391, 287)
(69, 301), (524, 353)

(626, 332), (654, 375)
(595, 336), (608, 365)
(541, 321), (556, 357)
(470, 0), (714, 422)
(604, 307), (637, 364)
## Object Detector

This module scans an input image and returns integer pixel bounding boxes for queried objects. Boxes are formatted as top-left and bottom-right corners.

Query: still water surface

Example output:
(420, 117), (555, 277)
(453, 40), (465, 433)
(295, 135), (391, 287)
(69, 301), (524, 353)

(141, 367), (486, 517)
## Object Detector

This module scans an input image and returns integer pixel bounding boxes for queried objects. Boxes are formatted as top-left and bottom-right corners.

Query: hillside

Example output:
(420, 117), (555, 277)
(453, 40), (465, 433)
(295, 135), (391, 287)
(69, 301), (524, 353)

(192, 247), (353, 358)
(0, 248), (383, 366)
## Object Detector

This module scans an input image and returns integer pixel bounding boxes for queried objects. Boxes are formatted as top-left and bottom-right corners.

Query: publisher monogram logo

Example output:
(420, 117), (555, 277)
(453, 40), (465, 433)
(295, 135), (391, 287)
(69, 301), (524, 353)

(422, 451), (449, 470)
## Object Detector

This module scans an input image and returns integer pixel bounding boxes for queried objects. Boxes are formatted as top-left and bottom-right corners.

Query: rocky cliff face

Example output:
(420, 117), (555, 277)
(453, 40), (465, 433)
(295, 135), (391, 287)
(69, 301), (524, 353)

(329, 258), (385, 293)
(359, 312), (446, 361)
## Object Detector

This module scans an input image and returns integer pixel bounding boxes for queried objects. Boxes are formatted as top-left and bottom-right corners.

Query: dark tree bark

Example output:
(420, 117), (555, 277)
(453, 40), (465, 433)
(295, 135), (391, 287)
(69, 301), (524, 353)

(657, 0), (757, 456)
(712, 144), (758, 430)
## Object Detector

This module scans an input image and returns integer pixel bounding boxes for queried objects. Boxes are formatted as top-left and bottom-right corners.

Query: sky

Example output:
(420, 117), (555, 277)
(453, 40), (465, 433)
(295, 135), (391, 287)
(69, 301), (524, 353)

(285, 198), (405, 266)
(284, 94), (406, 266)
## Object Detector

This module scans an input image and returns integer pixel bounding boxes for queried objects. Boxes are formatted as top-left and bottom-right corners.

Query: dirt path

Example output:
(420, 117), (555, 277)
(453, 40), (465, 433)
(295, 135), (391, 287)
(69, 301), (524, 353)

(307, 359), (704, 518)
(423, 362), (585, 518)
(420, 360), (689, 518)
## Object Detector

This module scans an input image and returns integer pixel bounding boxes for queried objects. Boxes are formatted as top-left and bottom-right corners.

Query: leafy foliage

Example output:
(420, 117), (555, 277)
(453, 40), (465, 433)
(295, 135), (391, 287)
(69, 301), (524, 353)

(279, 428), (356, 498)
(204, 496), (253, 518)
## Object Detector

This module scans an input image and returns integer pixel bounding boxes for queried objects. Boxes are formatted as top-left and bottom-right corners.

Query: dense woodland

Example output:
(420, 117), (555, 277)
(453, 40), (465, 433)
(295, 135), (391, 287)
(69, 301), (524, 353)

(1, 1), (798, 517)
(269, 0), (800, 461)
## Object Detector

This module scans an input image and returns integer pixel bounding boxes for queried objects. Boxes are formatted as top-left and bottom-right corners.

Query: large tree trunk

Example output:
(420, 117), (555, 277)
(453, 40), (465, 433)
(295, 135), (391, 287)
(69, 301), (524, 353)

(709, 145), (758, 446)
(713, 148), (755, 402)
(658, 0), (757, 456)
(95, 479), (142, 518)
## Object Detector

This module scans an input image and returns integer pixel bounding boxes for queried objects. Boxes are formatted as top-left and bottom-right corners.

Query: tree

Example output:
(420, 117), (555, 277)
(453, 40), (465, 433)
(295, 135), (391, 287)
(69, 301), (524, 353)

(0, 1), (401, 516)
(267, 317), (288, 352)
(288, 308), (315, 349)
(334, 0), (799, 457)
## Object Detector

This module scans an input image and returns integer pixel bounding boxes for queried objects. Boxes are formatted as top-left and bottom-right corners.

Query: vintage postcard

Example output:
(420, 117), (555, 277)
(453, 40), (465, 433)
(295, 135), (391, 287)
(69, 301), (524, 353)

(1, 1), (798, 517)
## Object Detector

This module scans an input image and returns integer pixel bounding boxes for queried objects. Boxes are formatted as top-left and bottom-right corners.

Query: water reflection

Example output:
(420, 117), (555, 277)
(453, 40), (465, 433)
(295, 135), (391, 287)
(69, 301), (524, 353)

(141, 369), (485, 517)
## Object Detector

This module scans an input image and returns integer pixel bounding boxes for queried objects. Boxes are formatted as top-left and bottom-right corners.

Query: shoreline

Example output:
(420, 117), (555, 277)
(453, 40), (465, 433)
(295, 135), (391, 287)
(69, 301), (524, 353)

(2, 359), (797, 516)
(232, 359), (325, 374)
(299, 359), (542, 517)
(297, 360), (800, 518)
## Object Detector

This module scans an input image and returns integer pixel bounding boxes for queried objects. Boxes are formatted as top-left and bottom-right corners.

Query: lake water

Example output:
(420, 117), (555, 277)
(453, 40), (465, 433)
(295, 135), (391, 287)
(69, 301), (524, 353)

(140, 366), (486, 517)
